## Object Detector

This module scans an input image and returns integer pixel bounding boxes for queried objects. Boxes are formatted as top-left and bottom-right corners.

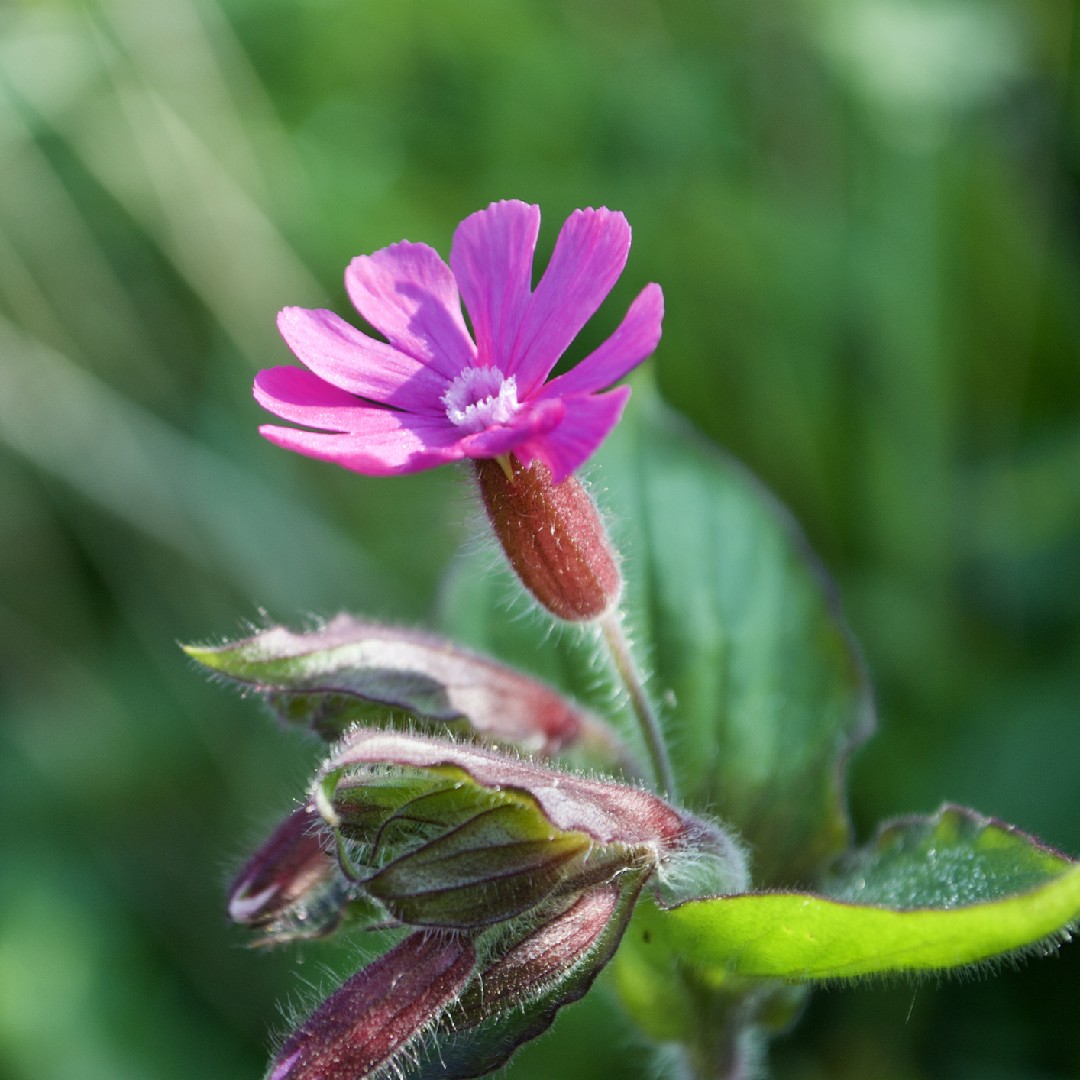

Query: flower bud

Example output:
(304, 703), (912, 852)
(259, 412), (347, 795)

(184, 615), (605, 754)
(262, 731), (738, 1080)
(362, 798), (592, 928)
(228, 804), (339, 934)
(474, 456), (622, 622)
(460, 880), (626, 1020)
(418, 873), (648, 1079)
(269, 930), (476, 1080)
(319, 759), (596, 929)
(324, 729), (690, 852)
(316, 729), (715, 933)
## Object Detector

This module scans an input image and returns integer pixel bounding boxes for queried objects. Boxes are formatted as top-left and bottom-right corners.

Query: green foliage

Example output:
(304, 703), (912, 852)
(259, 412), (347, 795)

(1, 0), (1078, 1078)
(634, 806), (1080, 982)
(826, 804), (1074, 909)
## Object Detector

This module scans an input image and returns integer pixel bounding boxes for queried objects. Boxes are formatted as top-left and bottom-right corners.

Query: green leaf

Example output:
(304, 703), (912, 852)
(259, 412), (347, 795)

(441, 382), (873, 884)
(636, 806), (1080, 981)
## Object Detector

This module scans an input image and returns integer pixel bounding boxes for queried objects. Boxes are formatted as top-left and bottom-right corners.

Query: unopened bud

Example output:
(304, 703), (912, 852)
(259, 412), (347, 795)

(324, 729), (690, 852)
(318, 729), (711, 932)
(269, 930), (475, 1080)
(460, 881), (623, 1020)
(474, 457), (622, 622)
(321, 759), (595, 929)
(227, 804), (377, 944)
(423, 873), (648, 1079)
(228, 804), (335, 927)
(184, 615), (604, 755)
(363, 798), (591, 928)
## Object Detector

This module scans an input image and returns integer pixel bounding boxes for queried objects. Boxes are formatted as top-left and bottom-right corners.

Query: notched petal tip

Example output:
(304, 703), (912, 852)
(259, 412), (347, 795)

(463, 198), (541, 229)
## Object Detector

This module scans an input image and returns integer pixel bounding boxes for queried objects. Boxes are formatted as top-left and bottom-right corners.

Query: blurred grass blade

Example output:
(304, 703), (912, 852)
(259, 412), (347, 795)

(2, 0), (324, 361)
(0, 316), (401, 610)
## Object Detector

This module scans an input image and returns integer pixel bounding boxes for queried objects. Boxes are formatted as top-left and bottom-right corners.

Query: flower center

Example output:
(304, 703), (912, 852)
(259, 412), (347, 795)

(442, 365), (521, 432)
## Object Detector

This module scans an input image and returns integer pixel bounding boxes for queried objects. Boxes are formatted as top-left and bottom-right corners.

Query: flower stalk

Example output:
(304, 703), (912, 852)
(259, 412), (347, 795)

(601, 613), (677, 799)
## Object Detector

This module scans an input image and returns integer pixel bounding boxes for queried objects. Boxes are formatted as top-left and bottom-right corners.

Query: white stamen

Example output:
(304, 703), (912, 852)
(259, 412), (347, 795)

(442, 365), (521, 432)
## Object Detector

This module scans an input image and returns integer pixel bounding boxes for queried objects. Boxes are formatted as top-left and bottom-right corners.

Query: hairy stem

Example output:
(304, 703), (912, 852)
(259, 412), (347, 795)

(600, 613), (677, 798)
(681, 989), (763, 1080)
(685, 1029), (760, 1080)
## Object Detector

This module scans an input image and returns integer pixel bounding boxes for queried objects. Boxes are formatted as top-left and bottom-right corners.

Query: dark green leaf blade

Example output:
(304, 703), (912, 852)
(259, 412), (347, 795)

(639, 806), (1080, 981)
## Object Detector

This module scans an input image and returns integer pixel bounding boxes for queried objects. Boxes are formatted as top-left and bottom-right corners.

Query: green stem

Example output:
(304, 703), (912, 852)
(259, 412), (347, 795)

(681, 983), (763, 1080)
(600, 613), (677, 798)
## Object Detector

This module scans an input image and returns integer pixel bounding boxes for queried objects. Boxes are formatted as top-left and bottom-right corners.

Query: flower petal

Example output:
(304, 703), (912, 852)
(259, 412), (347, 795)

(511, 208), (631, 396)
(345, 241), (476, 377)
(277, 307), (446, 412)
(450, 200), (539, 370)
(255, 367), (379, 431)
(540, 283), (663, 400)
(515, 387), (632, 484)
(457, 397), (564, 460)
(259, 411), (464, 476)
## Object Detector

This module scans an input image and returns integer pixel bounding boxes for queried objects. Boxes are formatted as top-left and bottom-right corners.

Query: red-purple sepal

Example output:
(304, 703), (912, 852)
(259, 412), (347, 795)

(228, 805), (343, 936)
(268, 931), (476, 1080)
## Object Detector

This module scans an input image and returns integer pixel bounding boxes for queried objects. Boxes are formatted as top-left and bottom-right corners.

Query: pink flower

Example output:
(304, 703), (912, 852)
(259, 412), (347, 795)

(255, 200), (663, 484)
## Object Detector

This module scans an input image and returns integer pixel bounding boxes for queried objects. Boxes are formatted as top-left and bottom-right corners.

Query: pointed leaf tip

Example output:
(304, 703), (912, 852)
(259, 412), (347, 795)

(181, 642), (224, 669)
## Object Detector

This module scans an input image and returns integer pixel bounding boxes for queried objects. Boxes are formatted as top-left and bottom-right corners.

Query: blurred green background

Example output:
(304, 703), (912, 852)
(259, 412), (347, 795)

(1, 0), (1078, 1077)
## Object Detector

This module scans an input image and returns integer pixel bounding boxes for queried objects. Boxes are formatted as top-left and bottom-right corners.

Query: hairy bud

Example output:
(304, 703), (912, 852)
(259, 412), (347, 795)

(269, 931), (476, 1080)
(249, 730), (744, 1079)
(323, 729), (689, 849)
(312, 729), (719, 932)
(317, 757), (599, 929)
(184, 615), (611, 755)
(227, 805), (346, 939)
(474, 457), (621, 621)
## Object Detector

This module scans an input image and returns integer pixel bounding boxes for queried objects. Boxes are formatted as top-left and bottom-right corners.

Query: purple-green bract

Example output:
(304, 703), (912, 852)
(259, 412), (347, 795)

(255, 200), (663, 483)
